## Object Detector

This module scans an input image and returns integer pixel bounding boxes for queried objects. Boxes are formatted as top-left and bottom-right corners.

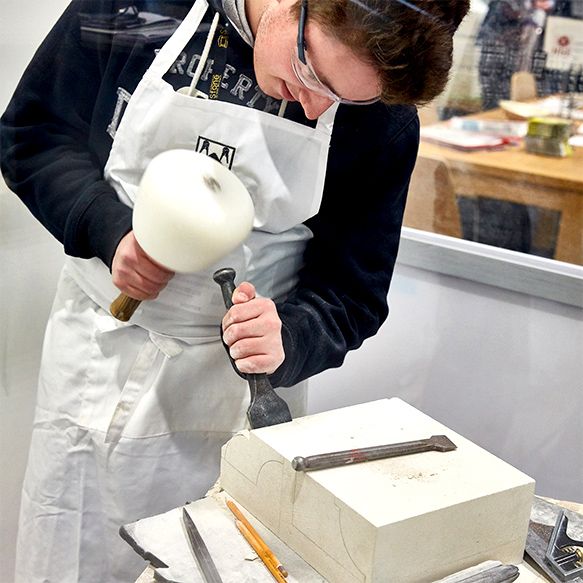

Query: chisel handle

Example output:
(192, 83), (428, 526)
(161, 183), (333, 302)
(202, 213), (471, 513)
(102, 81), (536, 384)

(213, 267), (236, 309)
(212, 267), (268, 389)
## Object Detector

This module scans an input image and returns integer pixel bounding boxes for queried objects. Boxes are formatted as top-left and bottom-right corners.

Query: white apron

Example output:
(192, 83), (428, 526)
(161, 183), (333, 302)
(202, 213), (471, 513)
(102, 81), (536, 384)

(15, 1), (337, 581)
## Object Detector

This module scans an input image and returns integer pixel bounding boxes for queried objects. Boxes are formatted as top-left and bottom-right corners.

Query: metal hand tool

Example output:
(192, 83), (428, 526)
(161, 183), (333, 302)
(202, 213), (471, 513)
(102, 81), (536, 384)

(292, 434), (456, 472)
(545, 510), (583, 581)
(213, 267), (292, 429)
(433, 560), (519, 583)
(526, 509), (583, 583)
(182, 507), (224, 583)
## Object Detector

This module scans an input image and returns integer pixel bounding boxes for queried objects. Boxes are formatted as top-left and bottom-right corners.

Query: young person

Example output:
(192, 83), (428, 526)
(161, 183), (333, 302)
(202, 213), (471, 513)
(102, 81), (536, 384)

(1, 0), (469, 580)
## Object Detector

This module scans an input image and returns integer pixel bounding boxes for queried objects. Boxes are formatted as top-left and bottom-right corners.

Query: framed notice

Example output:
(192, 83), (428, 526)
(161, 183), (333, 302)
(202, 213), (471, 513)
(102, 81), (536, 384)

(543, 16), (583, 70)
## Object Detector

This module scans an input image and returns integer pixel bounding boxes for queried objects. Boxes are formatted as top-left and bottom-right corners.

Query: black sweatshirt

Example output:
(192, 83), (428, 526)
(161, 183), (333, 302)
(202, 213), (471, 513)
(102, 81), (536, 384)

(0, 0), (420, 387)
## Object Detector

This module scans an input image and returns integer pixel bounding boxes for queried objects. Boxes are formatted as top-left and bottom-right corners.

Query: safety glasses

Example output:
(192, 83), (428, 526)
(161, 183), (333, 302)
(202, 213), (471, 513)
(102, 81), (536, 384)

(291, 0), (380, 105)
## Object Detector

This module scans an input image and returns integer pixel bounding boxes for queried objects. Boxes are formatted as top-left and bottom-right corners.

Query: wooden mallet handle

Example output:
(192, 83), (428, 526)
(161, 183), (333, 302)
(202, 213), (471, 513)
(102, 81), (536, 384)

(110, 293), (142, 322)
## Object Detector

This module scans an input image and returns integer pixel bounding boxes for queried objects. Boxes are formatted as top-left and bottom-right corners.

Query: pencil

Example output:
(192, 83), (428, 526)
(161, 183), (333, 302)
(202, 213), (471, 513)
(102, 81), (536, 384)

(235, 520), (287, 583)
(227, 499), (288, 578)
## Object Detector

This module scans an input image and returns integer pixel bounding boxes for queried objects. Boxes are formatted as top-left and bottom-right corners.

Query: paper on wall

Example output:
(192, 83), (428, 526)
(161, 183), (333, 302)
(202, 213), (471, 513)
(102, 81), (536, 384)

(543, 16), (583, 70)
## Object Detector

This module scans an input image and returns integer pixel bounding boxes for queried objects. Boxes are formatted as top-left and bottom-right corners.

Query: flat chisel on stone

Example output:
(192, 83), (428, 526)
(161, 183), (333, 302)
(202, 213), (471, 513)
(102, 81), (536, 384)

(292, 435), (456, 472)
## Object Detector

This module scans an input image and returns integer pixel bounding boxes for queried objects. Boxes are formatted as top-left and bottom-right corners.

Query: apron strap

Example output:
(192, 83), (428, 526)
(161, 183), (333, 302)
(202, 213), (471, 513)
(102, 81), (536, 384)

(315, 102), (339, 133)
(147, 0), (337, 131)
(104, 332), (183, 446)
(147, 0), (211, 78)
(187, 11), (221, 96)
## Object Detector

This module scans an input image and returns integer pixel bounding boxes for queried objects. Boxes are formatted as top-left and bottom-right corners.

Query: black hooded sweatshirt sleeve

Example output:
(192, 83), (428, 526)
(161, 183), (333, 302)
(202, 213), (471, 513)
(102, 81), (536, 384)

(0, 0), (419, 387)
(270, 103), (419, 387)
(0, 1), (133, 267)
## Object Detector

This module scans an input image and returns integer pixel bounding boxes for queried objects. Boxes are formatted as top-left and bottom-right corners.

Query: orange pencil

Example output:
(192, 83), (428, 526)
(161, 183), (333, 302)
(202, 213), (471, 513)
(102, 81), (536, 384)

(227, 499), (288, 578)
(235, 520), (287, 583)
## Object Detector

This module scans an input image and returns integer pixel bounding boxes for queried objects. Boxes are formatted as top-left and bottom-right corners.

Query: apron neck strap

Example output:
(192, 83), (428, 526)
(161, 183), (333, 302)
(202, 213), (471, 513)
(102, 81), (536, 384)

(147, 0), (211, 78)
(144, 0), (337, 130)
(316, 102), (339, 131)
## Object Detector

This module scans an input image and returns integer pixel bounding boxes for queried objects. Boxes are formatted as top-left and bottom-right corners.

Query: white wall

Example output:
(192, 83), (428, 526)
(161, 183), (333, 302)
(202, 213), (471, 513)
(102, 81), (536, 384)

(308, 263), (583, 501)
(0, 1), (69, 578)
(1, 1), (582, 581)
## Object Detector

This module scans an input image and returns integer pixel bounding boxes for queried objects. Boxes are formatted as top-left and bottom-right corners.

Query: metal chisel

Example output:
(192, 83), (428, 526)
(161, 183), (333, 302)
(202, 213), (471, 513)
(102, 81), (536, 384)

(432, 560), (520, 583)
(213, 267), (292, 429)
(182, 507), (224, 583)
(292, 434), (457, 472)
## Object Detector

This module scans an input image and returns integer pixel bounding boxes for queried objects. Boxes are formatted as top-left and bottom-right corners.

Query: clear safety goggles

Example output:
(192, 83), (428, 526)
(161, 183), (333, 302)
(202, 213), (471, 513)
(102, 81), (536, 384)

(291, 0), (381, 105)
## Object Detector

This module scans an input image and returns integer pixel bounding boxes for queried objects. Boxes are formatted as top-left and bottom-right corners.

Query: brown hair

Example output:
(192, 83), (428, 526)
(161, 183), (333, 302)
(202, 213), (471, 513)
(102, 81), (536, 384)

(291, 0), (470, 105)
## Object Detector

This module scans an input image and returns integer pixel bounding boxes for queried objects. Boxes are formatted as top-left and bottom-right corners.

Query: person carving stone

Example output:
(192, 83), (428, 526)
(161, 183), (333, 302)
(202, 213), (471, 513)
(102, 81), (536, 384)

(0, 0), (469, 580)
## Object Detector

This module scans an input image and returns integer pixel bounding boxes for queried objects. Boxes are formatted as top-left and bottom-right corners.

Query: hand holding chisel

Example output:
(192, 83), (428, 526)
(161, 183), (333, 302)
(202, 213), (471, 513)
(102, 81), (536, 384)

(213, 268), (292, 429)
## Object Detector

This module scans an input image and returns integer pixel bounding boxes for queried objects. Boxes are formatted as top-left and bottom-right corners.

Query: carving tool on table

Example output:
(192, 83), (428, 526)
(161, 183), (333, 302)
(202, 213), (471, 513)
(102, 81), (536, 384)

(432, 560), (519, 582)
(526, 508), (583, 582)
(545, 510), (583, 580)
(181, 507), (224, 583)
(213, 267), (292, 429)
(227, 499), (288, 579)
(292, 434), (456, 472)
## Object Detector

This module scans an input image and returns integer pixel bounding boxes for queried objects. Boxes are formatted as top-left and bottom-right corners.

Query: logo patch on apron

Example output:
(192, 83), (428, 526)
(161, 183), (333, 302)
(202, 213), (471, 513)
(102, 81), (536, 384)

(196, 136), (236, 169)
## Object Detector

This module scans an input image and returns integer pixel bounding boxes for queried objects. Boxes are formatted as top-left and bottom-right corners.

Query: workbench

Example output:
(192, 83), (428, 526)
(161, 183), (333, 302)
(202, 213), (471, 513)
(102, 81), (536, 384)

(405, 109), (583, 265)
(134, 561), (549, 582)
(131, 496), (582, 583)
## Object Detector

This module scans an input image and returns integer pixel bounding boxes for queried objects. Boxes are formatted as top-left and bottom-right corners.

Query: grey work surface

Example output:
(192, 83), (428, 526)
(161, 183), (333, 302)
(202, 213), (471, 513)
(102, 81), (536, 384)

(529, 497), (583, 539)
(125, 493), (580, 583)
(121, 491), (326, 583)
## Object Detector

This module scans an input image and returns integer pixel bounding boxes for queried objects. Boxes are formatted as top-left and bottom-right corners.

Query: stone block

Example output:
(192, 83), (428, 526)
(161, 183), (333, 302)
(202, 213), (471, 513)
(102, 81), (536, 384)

(220, 398), (535, 582)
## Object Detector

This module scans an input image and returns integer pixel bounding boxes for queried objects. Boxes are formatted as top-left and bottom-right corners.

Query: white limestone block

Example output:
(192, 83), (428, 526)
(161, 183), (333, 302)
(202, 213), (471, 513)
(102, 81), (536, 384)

(220, 398), (535, 583)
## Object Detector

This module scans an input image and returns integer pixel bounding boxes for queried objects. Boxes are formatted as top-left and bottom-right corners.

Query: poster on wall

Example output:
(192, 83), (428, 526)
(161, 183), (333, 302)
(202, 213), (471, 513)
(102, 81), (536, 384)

(543, 16), (583, 70)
